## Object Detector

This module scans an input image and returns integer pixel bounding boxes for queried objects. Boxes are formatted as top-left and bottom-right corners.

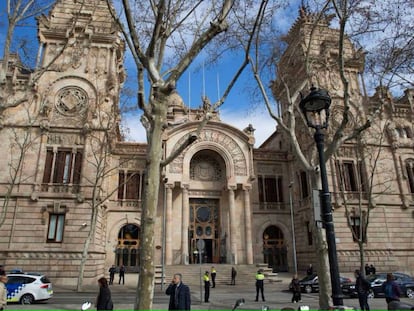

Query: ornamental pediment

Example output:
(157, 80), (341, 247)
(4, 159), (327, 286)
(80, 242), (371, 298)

(169, 129), (247, 176)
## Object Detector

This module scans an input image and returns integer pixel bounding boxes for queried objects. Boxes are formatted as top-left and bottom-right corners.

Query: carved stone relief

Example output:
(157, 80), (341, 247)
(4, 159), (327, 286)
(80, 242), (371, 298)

(169, 130), (247, 176)
(55, 86), (88, 116)
(190, 154), (223, 181)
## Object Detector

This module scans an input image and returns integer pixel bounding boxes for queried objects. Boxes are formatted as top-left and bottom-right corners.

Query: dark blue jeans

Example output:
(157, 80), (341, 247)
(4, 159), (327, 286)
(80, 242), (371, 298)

(358, 292), (370, 310)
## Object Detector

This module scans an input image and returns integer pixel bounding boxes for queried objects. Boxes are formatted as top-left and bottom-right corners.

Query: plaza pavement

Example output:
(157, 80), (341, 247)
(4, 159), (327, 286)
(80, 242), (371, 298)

(7, 272), (413, 310)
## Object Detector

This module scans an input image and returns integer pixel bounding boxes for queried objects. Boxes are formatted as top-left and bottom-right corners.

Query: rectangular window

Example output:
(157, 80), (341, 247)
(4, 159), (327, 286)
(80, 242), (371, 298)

(406, 161), (414, 193)
(300, 171), (309, 198)
(42, 149), (83, 185)
(47, 214), (65, 242)
(306, 221), (313, 246)
(350, 215), (366, 243)
(336, 160), (365, 192)
(258, 176), (283, 203)
(118, 171), (144, 201)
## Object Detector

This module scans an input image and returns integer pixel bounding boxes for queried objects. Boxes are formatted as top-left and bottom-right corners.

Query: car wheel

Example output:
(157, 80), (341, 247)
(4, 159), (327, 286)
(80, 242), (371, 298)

(304, 285), (312, 293)
(20, 294), (35, 305)
(368, 289), (375, 299)
(406, 288), (414, 298)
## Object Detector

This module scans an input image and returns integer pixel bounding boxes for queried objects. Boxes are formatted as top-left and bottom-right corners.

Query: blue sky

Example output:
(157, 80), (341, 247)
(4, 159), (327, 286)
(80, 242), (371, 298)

(0, 1), (302, 147)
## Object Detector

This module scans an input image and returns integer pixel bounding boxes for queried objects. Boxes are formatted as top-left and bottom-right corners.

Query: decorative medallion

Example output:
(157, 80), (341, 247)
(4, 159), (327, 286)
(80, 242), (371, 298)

(55, 86), (88, 116)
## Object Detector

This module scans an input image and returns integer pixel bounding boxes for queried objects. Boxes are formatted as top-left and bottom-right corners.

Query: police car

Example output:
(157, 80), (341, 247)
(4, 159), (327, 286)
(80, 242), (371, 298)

(6, 273), (53, 304)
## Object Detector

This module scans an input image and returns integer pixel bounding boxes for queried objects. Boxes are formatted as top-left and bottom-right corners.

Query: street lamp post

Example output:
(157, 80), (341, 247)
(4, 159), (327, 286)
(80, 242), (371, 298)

(299, 86), (343, 306)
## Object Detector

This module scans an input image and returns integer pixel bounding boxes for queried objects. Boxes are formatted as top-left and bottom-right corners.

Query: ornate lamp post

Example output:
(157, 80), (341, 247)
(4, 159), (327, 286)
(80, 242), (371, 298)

(299, 86), (343, 306)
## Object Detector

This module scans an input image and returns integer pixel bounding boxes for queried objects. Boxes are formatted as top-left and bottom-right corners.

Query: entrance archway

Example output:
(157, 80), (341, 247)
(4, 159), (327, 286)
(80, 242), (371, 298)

(115, 224), (140, 272)
(263, 225), (288, 272)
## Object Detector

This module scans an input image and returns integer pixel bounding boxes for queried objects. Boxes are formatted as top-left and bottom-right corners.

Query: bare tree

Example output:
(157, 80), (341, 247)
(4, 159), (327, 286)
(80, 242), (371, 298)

(247, 1), (413, 308)
(0, 103), (42, 229)
(0, 0), (54, 83)
(336, 123), (392, 275)
(106, 0), (287, 309)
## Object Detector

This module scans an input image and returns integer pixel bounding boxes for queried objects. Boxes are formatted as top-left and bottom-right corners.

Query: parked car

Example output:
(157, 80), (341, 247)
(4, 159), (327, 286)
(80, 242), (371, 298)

(341, 272), (414, 299)
(297, 273), (352, 293)
(6, 273), (53, 304)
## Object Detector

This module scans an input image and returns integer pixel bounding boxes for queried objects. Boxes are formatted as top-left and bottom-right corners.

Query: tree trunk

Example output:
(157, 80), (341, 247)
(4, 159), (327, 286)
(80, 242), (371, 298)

(316, 228), (332, 309)
(76, 197), (99, 292)
(135, 99), (166, 310)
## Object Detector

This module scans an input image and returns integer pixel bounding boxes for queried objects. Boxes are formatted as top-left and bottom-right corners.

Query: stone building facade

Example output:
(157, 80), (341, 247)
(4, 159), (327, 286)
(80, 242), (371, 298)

(0, 1), (413, 286)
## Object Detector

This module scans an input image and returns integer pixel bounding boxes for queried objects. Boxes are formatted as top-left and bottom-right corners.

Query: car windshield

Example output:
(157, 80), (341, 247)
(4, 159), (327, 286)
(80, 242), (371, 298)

(300, 274), (317, 282)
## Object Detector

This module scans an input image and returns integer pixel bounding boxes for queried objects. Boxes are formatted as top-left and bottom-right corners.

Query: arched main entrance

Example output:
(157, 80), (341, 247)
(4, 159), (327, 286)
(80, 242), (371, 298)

(263, 225), (288, 272)
(188, 149), (225, 264)
(189, 198), (221, 264)
(115, 224), (140, 272)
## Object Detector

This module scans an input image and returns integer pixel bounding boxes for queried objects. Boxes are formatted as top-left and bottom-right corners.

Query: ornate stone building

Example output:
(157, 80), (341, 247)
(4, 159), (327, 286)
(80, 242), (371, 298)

(0, 1), (413, 286)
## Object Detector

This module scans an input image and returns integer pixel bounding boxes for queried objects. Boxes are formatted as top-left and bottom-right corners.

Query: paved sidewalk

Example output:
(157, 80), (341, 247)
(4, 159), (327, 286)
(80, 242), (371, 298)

(9, 272), (408, 310)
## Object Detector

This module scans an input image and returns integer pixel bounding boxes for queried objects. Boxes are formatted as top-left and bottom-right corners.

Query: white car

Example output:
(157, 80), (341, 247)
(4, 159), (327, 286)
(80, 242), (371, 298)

(6, 273), (53, 304)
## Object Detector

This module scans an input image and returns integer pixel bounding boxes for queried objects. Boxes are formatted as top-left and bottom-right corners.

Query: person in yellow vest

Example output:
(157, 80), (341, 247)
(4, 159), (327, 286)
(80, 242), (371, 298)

(255, 269), (265, 302)
(211, 266), (217, 288)
(203, 271), (210, 303)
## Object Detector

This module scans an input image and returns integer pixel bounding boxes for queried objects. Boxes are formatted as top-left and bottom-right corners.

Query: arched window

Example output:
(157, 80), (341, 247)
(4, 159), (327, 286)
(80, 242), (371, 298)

(115, 224), (140, 271)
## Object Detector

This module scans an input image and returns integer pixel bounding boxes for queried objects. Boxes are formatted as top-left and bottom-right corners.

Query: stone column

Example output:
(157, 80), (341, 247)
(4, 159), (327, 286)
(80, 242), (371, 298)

(165, 184), (173, 265)
(181, 184), (190, 264)
(228, 186), (237, 264)
(243, 186), (254, 264)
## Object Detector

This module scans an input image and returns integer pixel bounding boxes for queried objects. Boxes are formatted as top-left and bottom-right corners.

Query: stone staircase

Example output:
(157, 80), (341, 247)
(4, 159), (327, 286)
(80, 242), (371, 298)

(155, 264), (280, 286)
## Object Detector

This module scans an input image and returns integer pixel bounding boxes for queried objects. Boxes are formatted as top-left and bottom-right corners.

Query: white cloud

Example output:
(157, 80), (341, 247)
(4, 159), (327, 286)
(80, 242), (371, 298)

(220, 106), (276, 147)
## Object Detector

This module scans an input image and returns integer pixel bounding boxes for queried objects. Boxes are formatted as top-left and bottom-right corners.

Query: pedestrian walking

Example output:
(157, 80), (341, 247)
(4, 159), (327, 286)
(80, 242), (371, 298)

(365, 264), (371, 276)
(118, 265), (125, 285)
(355, 269), (371, 310)
(203, 271), (210, 302)
(289, 274), (301, 303)
(95, 277), (113, 310)
(211, 266), (216, 288)
(231, 267), (237, 285)
(370, 264), (376, 275)
(382, 273), (402, 305)
(0, 274), (7, 311)
(165, 273), (191, 310)
(108, 265), (116, 285)
(255, 269), (265, 302)
(306, 264), (313, 276)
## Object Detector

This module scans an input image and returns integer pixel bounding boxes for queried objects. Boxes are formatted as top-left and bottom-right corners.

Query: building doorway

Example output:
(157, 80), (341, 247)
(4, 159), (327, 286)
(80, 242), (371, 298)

(189, 198), (220, 263)
(115, 224), (140, 272)
(263, 225), (288, 272)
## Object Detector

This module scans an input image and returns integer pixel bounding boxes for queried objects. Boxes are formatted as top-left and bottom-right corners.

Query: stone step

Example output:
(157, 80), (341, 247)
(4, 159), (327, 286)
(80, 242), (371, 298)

(153, 264), (279, 285)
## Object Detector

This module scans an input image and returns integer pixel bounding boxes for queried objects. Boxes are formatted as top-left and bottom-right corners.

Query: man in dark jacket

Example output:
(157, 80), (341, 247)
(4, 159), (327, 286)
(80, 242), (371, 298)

(355, 269), (371, 310)
(166, 273), (191, 310)
(382, 273), (402, 304)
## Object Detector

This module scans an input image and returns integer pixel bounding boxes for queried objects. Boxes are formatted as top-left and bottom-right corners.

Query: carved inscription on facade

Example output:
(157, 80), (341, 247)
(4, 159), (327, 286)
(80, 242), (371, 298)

(47, 133), (84, 146)
(119, 158), (146, 170)
(169, 130), (247, 176)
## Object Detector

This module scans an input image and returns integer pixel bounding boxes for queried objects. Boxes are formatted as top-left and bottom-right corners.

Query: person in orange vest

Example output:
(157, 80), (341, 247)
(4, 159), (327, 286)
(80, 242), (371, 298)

(255, 269), (265, 302)
(211, 266), (217, 288)
(203, 271), (210, 303)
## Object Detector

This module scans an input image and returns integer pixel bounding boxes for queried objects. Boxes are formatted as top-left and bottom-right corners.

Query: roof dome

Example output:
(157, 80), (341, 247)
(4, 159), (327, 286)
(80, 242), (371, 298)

(168, 90), (185, 108)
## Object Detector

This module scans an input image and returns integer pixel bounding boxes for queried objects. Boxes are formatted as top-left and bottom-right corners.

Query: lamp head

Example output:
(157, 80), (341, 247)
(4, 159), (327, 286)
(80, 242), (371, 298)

(299, 86), (331, 129)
